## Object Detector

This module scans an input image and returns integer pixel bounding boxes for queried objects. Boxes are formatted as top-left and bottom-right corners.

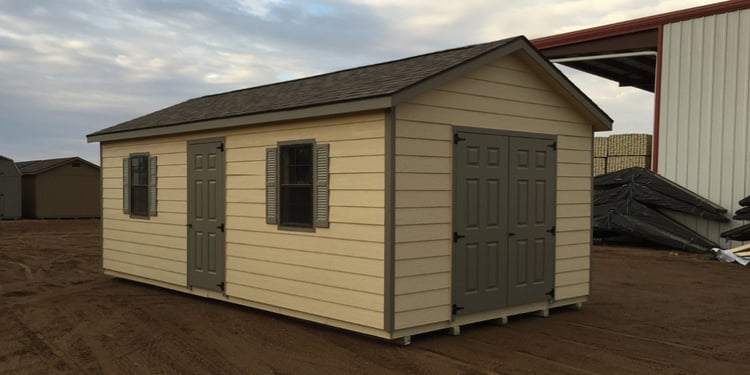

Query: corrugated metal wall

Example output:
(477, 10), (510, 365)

(659, 8), (750, 247)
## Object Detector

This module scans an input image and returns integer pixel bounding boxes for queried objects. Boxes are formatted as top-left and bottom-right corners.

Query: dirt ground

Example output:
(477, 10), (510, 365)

(1, 220), (749, 374)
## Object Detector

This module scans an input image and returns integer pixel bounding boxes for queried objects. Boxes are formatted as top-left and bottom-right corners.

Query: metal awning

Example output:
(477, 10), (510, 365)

(535, 29), (658, 92)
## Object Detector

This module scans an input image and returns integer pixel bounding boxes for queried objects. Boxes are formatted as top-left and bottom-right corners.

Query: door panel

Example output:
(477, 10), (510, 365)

(507, 137), (556, 306)
(187, 139), (226, 292)
(453, 130), (556, 316)
(453, 132), (509, 315)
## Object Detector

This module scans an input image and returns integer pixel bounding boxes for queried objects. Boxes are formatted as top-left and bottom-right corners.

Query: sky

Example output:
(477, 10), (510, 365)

(0, 0), (718, 165)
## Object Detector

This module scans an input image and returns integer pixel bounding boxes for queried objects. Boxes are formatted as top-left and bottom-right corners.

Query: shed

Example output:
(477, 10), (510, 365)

(533, 1), (750, 246)
(87, 36), (611, 343)
(16, 157), (101, 219)
(0, 155), (22, 219)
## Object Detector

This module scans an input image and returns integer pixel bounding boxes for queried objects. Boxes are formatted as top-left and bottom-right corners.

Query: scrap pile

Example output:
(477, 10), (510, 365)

(593, 167), (728, 253)
(720, 195), (750, 241)
(713, 243), (750, 266)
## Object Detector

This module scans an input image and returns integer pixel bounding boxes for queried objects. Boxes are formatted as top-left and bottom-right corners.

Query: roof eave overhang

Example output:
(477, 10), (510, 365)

(533, 0), (750, 49)
(87, 96), (394, 143)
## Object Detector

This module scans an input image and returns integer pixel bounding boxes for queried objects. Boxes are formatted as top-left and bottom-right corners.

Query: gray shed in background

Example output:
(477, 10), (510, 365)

(0, 155), (22, 219)
(16, 157), (101, 219)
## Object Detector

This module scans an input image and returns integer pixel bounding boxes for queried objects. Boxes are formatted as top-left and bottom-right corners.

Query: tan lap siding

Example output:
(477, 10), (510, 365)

(101, 140), (188, 286)
(223, 113), (386, 329)
(393, 51), (593, 329)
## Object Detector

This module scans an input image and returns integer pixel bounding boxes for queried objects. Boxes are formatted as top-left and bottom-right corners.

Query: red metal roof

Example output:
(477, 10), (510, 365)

(533, 0), (750, 49)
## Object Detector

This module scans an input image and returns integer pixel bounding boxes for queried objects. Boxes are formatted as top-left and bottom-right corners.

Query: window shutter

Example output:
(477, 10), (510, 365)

(149, 156), (158, 217)
(266, 148), (278, 224)
(122, 158), (130, 214)
(315, 144), (330, 228)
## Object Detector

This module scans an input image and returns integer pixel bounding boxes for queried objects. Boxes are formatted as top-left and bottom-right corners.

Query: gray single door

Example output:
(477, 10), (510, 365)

(452, 131), (509, 315)
(507, 137), (556, 306)
(187, 139), (226, 292)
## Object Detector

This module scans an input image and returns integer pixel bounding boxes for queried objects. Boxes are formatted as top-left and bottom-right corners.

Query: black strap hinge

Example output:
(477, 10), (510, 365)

(548, 141), (557, 150)
(545, 288), (555, 300)
(453, 232), (465, 242)
(452, 304), (464, 315)
(217, 223), (225, 232)
(454, 133), (466, 144)
(217, 281), (225, 291)
(217, 143), (225, 152)
(547, 226), (556, 236)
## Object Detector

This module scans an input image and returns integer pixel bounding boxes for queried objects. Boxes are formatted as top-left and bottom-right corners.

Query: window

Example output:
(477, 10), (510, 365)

(266, 141), (329, 229)
(279, 143), (313, 227)
(123, 154), (157, 218)
(130, 155), (149, 217)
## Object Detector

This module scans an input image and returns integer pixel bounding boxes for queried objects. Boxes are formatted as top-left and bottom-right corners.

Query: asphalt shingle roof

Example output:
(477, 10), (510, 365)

(16, 157), (98, 175)
(89, 37), (518, 137)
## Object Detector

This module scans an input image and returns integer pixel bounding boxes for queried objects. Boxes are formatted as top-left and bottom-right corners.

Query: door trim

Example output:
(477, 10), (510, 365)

(451, 126), (557, 317)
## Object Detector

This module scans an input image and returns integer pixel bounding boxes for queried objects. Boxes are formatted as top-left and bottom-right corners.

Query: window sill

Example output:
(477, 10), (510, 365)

(277, 225), (315, 233)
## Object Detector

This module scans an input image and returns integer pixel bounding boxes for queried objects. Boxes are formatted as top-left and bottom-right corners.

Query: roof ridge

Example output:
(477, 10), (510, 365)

(196, 39), (506, 100)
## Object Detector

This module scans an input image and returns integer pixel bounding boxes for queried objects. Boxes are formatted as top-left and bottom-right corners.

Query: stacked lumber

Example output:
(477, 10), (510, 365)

(721, 194), (750, 241)
(729, 243), (750, 258)
(593, 137), (607, 176)
(606, 134), (652, 173)
(713, 242), (750, 266)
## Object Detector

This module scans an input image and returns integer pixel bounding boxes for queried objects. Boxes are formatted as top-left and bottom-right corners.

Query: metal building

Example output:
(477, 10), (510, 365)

(0, 155), (22, 219)
(534, 0), (750, 246)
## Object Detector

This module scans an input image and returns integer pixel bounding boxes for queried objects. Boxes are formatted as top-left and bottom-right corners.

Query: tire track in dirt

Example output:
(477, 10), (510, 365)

(7, 309), (85, 374)
(562, 321), (713, 353)
(514, 350), (602, 375)
(415, 347), (506, 375)
(0, 260), (33, 280)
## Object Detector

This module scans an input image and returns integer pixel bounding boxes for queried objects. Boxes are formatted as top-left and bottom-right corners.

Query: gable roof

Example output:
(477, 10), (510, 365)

(88, 36), (611, 143)
(0, 155), (22, 176)
(16, 157), (99, 175)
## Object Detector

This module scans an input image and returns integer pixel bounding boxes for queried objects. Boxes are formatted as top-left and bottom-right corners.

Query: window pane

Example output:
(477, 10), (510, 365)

(279, 143), (314, 227)
(131, 186), (149, 216)
(130, 155), (149, 216)
(280, 186), (312, 226)
(296, 166), (312, 184)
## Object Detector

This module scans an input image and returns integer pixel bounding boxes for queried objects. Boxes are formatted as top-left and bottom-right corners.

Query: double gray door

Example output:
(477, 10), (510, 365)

(187, 139), (226, 292)
(452, 130), (556, 315)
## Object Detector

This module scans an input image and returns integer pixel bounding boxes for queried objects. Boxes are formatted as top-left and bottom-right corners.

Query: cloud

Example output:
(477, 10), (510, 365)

(0, 0), (718, 165)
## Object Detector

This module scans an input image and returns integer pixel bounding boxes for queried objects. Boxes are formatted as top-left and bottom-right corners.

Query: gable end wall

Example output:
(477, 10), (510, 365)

(393, 51), (594, 330)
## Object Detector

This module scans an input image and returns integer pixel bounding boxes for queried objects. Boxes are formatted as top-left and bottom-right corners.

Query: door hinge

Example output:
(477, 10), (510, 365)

(217, 281), (225, 291)
(547, 226), (556, 236)
(545, 288), (555, 300)
(548, 141), (557, 150)
(217, 223), (225, 232)
(453, 231), (465, 242)
(453, 133), (466, 144)
(452, 304), (464, 315)
(216, 143), (225, 152)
